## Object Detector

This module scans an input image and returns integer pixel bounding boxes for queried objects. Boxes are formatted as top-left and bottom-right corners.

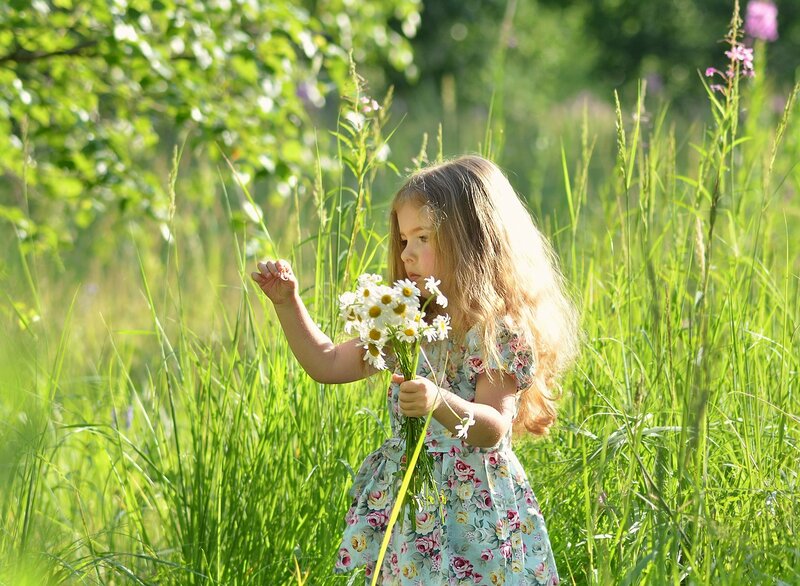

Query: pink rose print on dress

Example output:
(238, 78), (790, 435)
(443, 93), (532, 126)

(415, 535), (437, 555)
(467, 355), (484, 373)
(507, 509), (521, 531)
(475, 490), (493, 510)
(366, 510), (388, 529)
(336, 547), (352, 570)
(500, 540), (512, 560)
(534, 561), (552, 582)
(431, 552), (442, 572)
(487, 451), (500, 467)
(431, 527), (443, 547)
(451, 556), (474, 580)
(480, 548), (494, 561)
(454, 459), (475, 481)
(524, 487), (535, 507)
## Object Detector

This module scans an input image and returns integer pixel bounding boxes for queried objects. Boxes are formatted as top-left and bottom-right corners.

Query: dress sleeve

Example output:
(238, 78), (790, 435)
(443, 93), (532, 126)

(466, 326), (535, 391)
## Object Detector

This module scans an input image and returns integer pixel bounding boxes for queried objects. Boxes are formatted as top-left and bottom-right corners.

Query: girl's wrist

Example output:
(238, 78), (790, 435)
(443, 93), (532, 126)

(271, 290), (300, 308)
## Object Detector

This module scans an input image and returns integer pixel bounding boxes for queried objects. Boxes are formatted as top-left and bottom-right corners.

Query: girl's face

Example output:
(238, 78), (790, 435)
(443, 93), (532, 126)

(396, 201), (439, 286)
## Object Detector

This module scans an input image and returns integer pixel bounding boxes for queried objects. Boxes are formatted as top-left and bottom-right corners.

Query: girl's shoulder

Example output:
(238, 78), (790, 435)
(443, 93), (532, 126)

(463, 317), (525, 348)
(462, 319), (536, 390)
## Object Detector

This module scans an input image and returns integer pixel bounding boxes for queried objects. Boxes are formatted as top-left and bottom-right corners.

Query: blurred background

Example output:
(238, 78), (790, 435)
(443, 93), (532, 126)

(1, 0), (797, 265)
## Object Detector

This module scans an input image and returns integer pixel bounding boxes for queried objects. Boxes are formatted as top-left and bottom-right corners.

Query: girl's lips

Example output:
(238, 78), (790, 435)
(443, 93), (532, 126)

(407, 273), (420, 280)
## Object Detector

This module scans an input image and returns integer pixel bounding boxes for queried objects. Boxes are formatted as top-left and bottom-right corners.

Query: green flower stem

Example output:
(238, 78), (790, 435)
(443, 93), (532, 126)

(372, 293), (447, 582)
(371, 407), (434, 586)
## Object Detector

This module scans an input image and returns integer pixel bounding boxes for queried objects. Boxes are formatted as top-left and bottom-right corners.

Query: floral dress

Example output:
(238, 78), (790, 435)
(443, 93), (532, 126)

(334, 326), (559, 585)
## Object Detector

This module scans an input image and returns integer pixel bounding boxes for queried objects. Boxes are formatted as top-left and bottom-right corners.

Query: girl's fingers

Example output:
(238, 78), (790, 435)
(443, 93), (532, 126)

(391, 373), (405, 384)
(257, 261), (280, 279)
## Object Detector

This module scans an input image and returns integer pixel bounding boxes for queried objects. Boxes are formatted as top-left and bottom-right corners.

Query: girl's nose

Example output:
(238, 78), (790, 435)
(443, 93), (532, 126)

(400, 244), (412, 263)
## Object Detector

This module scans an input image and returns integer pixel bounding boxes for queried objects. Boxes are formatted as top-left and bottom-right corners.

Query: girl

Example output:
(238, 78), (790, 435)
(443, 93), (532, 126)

(251, 155), (580, 585)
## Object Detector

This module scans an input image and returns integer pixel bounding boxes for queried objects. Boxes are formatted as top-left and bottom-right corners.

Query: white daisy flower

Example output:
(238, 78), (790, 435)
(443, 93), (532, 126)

(431, 315), (451, 341)
(362, 324), (388, 346)
(343, 315), (362, 335)
(362, 341), (386, 370)
(421, 324), (438, 343)
(377, 285), (399, 309)
(390, 299), (410, 319)
(395, 319), (419, 343)
(368, 287), (398, 328)
(394, 278), (421, 301)
(356, 282), (378, 303)
(363, 300), (384, 320)
(455, 410), (476, 439)
(339, 290), (357, 308)
(423, 276), (448, 308)
(338, 291), (358, 320)
(423, 276), (441, 295)
(357, 273), (383, 287)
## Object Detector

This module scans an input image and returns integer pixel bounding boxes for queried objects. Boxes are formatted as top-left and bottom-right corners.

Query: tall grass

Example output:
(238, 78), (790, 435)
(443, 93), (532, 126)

(1, 48), (799, 586)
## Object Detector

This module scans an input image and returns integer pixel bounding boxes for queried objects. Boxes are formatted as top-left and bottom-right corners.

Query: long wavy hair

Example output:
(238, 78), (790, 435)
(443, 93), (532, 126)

(388, 155), (581, 435)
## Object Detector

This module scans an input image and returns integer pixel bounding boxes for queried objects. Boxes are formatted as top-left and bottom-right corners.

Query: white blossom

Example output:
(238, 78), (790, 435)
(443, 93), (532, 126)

(455, 410), (476, 440)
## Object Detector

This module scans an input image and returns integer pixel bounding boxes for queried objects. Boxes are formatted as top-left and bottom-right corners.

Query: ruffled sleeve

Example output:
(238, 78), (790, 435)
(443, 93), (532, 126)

(465, 325), (535, 391)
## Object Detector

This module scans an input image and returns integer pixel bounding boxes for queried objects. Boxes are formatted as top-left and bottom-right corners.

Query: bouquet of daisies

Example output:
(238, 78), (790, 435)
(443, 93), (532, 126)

(339, 274), (451, 522)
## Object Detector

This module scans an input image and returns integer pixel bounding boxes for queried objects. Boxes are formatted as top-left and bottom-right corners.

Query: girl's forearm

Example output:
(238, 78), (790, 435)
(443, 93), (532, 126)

(271, 292), (338, 382)
(431, 389), (511, 449)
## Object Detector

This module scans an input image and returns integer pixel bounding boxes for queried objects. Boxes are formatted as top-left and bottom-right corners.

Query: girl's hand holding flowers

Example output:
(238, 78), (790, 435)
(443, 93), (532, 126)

(392, 374), (442, 417)
(251, 259), (297, 305)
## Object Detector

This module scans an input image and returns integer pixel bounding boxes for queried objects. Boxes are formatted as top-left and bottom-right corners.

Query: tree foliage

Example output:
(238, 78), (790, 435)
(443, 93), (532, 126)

(0, 0), (420, 249)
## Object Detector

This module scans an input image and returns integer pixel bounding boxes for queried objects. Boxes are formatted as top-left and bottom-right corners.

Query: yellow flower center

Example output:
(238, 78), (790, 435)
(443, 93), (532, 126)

(368, 344), (380, 356)
(393, 303), (406, 315)
(381, 294), (393, 304)
(369, 329), (381, 341)
(402, 286), (413, 297)
(404, 328), (415, 337)
(369, 306), (381, 318)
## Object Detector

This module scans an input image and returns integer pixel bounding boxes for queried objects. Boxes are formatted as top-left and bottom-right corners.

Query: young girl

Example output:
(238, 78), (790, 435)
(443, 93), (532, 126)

(252, 155), (580, 585)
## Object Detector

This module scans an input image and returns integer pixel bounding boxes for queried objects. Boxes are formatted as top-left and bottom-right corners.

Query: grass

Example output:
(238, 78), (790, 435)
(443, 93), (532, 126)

(1, 50), (799, 586)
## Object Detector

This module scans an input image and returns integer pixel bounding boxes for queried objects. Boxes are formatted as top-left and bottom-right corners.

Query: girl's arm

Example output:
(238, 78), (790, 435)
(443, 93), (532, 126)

(393, 372), (517, 449)
(252, 260), (375, 384)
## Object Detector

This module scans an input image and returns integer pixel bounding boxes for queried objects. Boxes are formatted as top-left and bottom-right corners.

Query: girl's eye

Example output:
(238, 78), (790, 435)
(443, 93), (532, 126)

(419, 236), (428, 243)
(399, 239), (407, 247)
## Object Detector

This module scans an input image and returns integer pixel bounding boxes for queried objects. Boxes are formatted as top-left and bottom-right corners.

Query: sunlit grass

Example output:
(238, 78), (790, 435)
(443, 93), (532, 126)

(1, 60), (799, 586)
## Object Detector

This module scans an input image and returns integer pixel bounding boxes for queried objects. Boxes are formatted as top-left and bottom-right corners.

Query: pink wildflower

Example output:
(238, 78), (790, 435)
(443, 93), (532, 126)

(360, 96), (381, 113)
(744, 0), (778, 42)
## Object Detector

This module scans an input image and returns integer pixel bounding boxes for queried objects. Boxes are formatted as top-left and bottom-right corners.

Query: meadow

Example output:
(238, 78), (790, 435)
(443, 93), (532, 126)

(2, 38), (800, 586)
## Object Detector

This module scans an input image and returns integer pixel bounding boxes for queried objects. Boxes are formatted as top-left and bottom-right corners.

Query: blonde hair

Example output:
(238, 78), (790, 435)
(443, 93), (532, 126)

(388, 155), (580, 435)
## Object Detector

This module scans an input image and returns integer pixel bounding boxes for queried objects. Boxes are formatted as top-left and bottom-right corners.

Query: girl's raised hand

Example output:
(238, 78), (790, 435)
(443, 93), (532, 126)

(251, 259), (297, 305)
